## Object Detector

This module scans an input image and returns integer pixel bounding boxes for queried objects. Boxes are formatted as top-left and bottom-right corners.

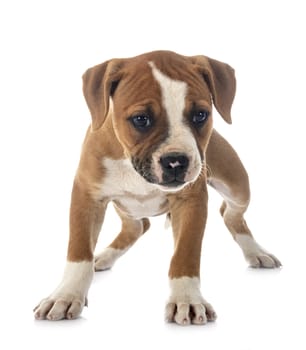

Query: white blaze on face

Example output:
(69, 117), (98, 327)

(148, 61), (202, 187)
(149, 61), (187, 128)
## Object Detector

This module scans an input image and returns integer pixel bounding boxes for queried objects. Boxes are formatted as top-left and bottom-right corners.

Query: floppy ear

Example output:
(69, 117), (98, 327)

(82, 59), (123, 131)
(191, 55), (236, 124)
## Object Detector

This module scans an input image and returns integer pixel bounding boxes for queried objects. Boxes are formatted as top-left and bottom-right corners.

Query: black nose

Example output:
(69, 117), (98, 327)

(160, 152), (189, 182)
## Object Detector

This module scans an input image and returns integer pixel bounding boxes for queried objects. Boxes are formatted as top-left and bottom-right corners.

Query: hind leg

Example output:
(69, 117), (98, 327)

(219, 197), (281, 268)
(95, 205), (150, 271)
(207, 130), (281, 268)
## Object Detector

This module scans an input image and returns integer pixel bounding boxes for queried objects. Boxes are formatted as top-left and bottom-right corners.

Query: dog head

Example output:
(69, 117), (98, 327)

(82, 51), (236, 192)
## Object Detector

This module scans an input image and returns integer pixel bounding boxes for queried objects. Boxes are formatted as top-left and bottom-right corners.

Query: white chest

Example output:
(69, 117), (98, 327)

(100, 158), (168, 219)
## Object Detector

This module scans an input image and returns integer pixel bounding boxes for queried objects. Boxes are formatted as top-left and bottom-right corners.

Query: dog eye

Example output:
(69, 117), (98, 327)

(130, 114), (153, 131)
(191, 110), (209, 127)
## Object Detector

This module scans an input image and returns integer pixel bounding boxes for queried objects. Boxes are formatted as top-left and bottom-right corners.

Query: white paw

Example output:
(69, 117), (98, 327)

(95, 247), (125, 271)
(34, 293), (87, 321)
(165, 300), (217, 325)
(165, 277), (217, 326)
(235, 234), (282, 268)
(34, 261), (93, 321)
(246, 252), (281, 268)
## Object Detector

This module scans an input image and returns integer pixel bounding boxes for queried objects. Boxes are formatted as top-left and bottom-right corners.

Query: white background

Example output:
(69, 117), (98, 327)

(0, 0), (305, 349)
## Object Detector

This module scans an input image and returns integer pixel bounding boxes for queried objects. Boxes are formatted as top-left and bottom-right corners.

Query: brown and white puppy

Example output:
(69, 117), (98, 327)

(34, 50), (281, 325)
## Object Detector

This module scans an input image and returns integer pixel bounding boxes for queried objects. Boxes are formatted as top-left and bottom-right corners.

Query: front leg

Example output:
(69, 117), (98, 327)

(165, 181), (217, 325)
(34, 179), (106, 320)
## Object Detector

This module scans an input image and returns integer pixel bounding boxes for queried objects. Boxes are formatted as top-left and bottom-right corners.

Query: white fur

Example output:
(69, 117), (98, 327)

(149, 62), (202, 186)
(235, 234), (263, 255)
(100, 157), (167, 219)
(166, 276), (216, 325)
(34, 261), (94, 320)
(101, 158), (156, 197)
(95, 247), (127, 270)
(168, 276), (203, 302)
(235, 234), (281, 268)
(53, 261), (93, 296)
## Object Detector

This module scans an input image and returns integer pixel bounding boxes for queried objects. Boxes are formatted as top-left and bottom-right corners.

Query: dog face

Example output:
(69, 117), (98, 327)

(82, 51), (236, 192)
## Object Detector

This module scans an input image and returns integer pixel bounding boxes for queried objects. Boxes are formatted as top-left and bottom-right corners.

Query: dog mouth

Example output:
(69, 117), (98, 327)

(161, 179), (185, 187)
(158, 169), (187, 189)
(157, 179), (187, 192)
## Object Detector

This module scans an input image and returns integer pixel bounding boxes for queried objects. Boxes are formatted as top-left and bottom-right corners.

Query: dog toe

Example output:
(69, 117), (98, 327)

(165, 301), (216, 326)
(248, 253), (282, 268)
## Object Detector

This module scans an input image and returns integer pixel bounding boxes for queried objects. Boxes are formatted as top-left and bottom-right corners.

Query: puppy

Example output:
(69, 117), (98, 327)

(34, 50), (281, 325)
